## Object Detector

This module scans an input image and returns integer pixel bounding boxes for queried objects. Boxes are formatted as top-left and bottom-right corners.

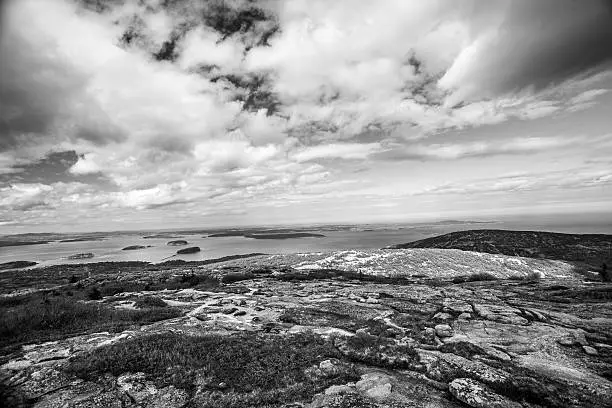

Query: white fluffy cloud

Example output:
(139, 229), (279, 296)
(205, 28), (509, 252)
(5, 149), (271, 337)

(292, 143), (381, 162)
(179, 27), (245, 71)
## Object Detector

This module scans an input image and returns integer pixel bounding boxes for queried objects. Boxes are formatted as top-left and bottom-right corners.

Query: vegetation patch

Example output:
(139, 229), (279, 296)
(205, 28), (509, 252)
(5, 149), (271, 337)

(65, 332), (358, 407)
(277, 268), (417, 285)
(134, 295), (167, 308)
(0, 297), (182, 349)
(452, 272), (498, 283)
(220, 272), (256, 284)
(389, 312), (434, 342)
(334, 331), (418, 369)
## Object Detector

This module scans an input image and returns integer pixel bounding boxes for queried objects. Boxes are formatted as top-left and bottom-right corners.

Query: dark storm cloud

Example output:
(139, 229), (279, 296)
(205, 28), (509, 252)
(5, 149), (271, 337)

(0, 151), (112, 186)
(0, 29), (86, 150)
(444, 0), (612, 100)
(501, 0), (612, 91)
(0, 8), (127, 152)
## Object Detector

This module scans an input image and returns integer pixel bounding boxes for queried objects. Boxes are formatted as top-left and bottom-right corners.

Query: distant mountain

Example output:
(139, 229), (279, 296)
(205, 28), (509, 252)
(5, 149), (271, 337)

(388, 229), (612, 264)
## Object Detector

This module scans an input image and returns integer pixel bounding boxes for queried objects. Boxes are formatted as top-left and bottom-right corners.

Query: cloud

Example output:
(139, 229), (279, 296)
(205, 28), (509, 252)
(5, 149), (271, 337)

(1, 0), (244, 184)
(178, 26), (244, 71)
(417, 169), (612, 196)
(0, 0), (128, 153)
(69, 153), (102, 175)
(438, 0), (612, 104)
(374, 134), (612, 161)
(2, 0), (612, 231)
(291, 143), (381, 162)
(245, 0), (612, 136)
(0, 183), (54, 211)
(112, 182), (190, 210)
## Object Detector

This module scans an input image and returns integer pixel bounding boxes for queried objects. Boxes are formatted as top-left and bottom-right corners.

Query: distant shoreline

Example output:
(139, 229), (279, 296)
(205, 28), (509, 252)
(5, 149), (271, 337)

(0, 240), (50, 248)
(208, 232), (326, 239)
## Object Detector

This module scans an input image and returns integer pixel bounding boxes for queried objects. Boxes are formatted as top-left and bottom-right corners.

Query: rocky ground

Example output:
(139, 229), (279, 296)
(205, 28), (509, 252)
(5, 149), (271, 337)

(1, 249), (611, 407)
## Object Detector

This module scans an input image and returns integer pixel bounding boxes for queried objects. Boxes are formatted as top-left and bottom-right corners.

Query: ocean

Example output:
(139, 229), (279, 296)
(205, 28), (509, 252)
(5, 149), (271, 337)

(2, 214), (611, 267)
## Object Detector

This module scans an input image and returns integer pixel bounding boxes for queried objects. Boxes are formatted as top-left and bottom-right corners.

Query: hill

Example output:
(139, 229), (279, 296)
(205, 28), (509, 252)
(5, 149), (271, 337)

(388, 229), (612, 264)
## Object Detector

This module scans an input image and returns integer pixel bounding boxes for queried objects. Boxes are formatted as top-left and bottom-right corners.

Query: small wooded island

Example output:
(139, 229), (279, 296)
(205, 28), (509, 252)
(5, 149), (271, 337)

(122, 245), (148, 251)
(167, 240), (188, 246)
(67, 253), (95, 260)
(176, 246), (200, 254)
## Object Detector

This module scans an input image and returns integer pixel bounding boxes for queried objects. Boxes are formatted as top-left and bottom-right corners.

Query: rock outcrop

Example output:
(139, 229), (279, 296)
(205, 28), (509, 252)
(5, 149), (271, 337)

(1, 248), (611, 408)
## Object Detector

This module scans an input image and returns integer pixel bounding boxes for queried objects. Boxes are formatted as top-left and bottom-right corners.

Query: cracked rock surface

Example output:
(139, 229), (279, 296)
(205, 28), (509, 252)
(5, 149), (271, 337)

(1, 249), (611, 407)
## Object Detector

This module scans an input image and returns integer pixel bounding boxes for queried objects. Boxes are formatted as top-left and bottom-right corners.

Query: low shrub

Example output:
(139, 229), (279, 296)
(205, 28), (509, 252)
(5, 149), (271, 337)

(220, 272), (256, 284)
(65, 332), (357, 406)
(134, 296), (167, 308)
(453, 272), (498, 283)
(0, 297), (182, 348)
(337, 331), (418, 368)
(87, 286), (102, 300)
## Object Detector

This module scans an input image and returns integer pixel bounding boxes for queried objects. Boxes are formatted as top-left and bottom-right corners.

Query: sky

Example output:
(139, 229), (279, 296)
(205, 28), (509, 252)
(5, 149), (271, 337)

(1, 0), (612, 233)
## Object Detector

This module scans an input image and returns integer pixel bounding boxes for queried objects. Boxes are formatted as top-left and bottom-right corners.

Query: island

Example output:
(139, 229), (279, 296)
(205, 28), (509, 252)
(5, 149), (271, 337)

(67, 253), (95, 260)
(167, 240), (188, 246)
(122, 245), (148, 251)
(176, 246), (201, 254)
(59, 237), (105, 243)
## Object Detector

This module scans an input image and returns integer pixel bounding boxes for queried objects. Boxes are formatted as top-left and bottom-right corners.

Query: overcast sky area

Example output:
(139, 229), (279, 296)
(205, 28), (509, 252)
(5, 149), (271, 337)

(1, 0), (612, 233)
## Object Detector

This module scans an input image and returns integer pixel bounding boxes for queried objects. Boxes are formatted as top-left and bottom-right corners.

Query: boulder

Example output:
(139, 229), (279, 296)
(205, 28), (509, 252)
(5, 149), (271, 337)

(116, 372), (188, 408)
(449, 378), (521, 408)
(443, 299), (474, 314)
(324, 384), (355, 395)
(117, 372), (156, 403)
(355, 372), (393, 400)
(434, 324), (454, 338)
(473, 304), (529, 325)
(433, 312), (454, 321)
